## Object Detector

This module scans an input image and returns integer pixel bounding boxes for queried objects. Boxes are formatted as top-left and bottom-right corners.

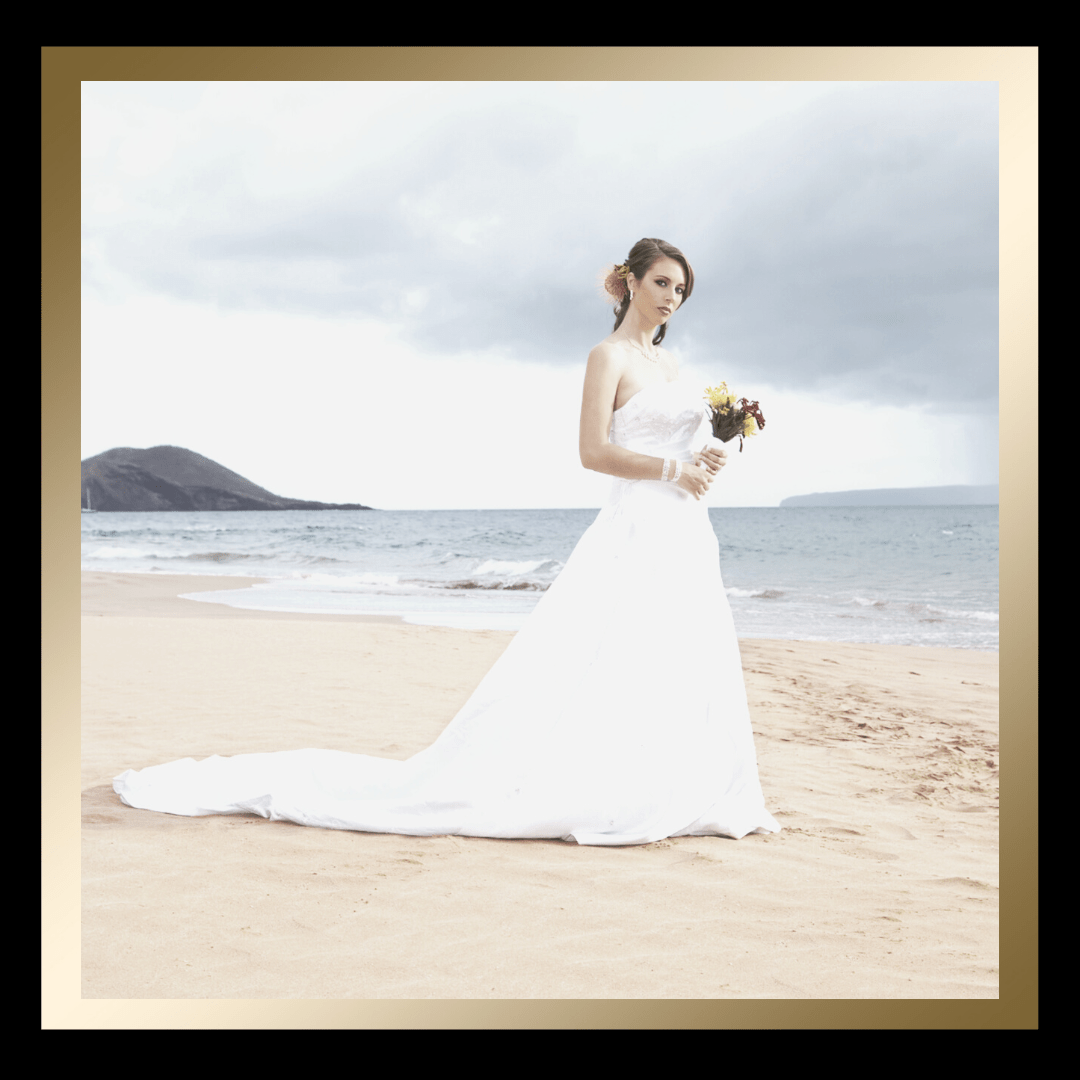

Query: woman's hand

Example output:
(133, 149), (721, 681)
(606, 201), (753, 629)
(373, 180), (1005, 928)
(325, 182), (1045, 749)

(677, 460), (713, 500)
(694, 443), (728, 477)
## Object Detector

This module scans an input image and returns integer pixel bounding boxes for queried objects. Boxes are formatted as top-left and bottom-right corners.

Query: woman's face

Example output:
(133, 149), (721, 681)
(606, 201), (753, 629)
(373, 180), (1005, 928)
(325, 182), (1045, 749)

(628, 257), (687, 325)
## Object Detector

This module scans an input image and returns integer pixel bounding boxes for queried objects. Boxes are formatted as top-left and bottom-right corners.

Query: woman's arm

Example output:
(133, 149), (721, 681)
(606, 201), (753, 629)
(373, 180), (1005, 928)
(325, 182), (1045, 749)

(578, 345), (714, 499)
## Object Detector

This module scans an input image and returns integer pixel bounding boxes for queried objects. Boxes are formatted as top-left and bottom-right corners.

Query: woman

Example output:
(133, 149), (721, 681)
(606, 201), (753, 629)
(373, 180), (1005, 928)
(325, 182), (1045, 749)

(114, 238), (780, 846)
(582, 238), (721, 497)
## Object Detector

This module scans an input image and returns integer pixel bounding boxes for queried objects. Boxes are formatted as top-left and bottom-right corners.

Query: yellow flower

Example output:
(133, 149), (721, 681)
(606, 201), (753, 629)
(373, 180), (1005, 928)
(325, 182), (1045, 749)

(743, 415), (758, 437)
(705, 384), (735, 408)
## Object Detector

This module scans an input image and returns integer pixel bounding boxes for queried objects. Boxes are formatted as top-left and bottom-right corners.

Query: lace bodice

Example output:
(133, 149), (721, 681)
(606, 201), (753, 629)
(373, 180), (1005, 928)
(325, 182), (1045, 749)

(610, 379), (707, 458)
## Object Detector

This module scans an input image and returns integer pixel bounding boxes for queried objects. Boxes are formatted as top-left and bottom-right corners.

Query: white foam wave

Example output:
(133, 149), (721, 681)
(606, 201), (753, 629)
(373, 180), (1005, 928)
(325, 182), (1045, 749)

(81, 567), (266, 578)
(83, 545), (163, 559)
(930, 607), (999, 622)
(474, 558), (547, 576)
(280, 571), (401, 587)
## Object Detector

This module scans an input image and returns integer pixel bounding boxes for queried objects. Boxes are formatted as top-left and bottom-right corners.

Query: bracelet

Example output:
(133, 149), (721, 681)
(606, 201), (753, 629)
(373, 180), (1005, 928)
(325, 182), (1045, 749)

(661, 458), (671, 482)
(673, 460), (682, 483)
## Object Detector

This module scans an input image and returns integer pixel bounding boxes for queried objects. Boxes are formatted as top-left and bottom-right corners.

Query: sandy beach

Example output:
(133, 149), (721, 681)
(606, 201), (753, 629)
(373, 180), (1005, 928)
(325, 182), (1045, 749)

(81, 572), (999, 999)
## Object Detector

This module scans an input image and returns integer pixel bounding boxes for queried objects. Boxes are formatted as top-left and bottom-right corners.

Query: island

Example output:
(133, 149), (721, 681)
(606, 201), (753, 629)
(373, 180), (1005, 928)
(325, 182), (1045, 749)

(81, 446), (373, 512)
(779, 485), (999, 508)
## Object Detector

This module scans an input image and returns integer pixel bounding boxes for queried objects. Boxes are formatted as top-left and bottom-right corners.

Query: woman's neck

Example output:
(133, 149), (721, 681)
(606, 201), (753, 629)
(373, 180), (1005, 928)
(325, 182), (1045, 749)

(615, 306), (659, 352)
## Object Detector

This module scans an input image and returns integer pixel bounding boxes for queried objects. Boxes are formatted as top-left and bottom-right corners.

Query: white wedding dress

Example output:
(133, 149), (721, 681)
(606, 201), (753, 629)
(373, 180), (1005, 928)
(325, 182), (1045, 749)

(114, 378), (780, 846)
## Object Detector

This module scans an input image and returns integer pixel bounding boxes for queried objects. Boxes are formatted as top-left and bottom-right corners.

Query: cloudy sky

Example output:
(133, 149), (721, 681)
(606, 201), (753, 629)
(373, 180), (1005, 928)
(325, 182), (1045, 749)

(81, 80), (998, 509)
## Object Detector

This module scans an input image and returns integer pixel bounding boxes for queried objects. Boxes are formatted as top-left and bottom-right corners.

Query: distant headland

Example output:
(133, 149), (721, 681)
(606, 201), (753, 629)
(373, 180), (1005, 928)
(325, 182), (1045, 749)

(81, 446), (373, 512)
(780, 485), (999, 508)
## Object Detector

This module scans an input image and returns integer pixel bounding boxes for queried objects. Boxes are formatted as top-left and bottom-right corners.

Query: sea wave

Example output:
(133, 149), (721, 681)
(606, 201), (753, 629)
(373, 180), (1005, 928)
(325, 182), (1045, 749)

(726, 586), (786, 599)
(473, 558), (550, 576)
(931, 606), (999, 622)
(84, 545), (163, 559)
(282, 571), (401, 587)
(442, 578), (549, 592)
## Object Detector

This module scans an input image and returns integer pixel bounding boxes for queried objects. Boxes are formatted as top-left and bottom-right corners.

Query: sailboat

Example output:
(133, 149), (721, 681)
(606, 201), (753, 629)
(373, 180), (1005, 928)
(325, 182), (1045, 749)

(82, 487), (96, 513)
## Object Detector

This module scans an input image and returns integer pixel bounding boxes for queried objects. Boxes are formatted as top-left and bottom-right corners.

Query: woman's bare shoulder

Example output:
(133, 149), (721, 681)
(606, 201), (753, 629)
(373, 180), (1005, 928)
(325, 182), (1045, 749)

(582, 339), (627, 406)
(587, 337), (627, 368)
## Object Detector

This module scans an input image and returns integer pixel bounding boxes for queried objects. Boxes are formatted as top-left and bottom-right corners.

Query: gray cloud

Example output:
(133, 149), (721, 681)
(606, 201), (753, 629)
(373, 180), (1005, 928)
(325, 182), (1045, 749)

(677, 84), (998, 409)
(85, 82), (997, 411)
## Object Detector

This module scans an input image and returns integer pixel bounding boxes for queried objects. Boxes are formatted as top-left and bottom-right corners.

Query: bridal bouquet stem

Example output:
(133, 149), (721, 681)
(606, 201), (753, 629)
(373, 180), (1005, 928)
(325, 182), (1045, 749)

(704, 383), (766, 453)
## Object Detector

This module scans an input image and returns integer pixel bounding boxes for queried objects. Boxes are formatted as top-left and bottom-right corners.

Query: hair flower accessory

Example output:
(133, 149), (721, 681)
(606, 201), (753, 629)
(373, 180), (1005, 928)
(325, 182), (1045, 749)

(598, 262), (631, 305)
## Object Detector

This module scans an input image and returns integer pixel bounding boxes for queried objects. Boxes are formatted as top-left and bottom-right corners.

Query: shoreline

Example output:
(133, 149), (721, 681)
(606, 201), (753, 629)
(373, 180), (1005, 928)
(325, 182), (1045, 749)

(81, 571), (999, 651)
(81, 570), (406, 623)
(81, 570), (999, 998)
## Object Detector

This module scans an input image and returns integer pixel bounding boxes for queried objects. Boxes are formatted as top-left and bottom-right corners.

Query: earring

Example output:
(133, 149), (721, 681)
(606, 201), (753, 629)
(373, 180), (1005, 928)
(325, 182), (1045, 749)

(629, 289), (634, 301)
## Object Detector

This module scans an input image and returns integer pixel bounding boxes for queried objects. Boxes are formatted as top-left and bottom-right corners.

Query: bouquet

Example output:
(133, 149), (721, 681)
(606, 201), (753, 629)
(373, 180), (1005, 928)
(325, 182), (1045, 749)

(704, 383), (766, 453)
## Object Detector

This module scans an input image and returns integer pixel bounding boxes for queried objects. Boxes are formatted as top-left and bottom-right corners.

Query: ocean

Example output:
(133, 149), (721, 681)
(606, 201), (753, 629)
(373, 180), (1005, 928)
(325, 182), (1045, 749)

(81, 505), (999, 650)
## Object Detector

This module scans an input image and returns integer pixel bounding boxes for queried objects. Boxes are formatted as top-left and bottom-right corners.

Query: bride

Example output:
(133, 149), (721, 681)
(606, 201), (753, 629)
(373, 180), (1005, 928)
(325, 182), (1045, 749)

(114, 237), (781, 846)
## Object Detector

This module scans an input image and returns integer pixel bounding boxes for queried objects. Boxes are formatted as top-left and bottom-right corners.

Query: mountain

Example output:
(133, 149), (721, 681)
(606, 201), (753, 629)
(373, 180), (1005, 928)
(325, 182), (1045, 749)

(80, 446), (373, 512)
(779, 485), (999, 508)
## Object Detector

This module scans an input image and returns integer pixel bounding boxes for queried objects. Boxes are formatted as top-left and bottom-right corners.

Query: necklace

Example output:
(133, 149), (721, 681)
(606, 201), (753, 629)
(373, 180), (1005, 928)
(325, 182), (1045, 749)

(618, 337), (661, 364)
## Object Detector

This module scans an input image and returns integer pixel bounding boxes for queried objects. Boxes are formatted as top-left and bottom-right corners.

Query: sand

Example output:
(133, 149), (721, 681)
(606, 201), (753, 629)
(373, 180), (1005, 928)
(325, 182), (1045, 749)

(81, 573), (999, 999)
